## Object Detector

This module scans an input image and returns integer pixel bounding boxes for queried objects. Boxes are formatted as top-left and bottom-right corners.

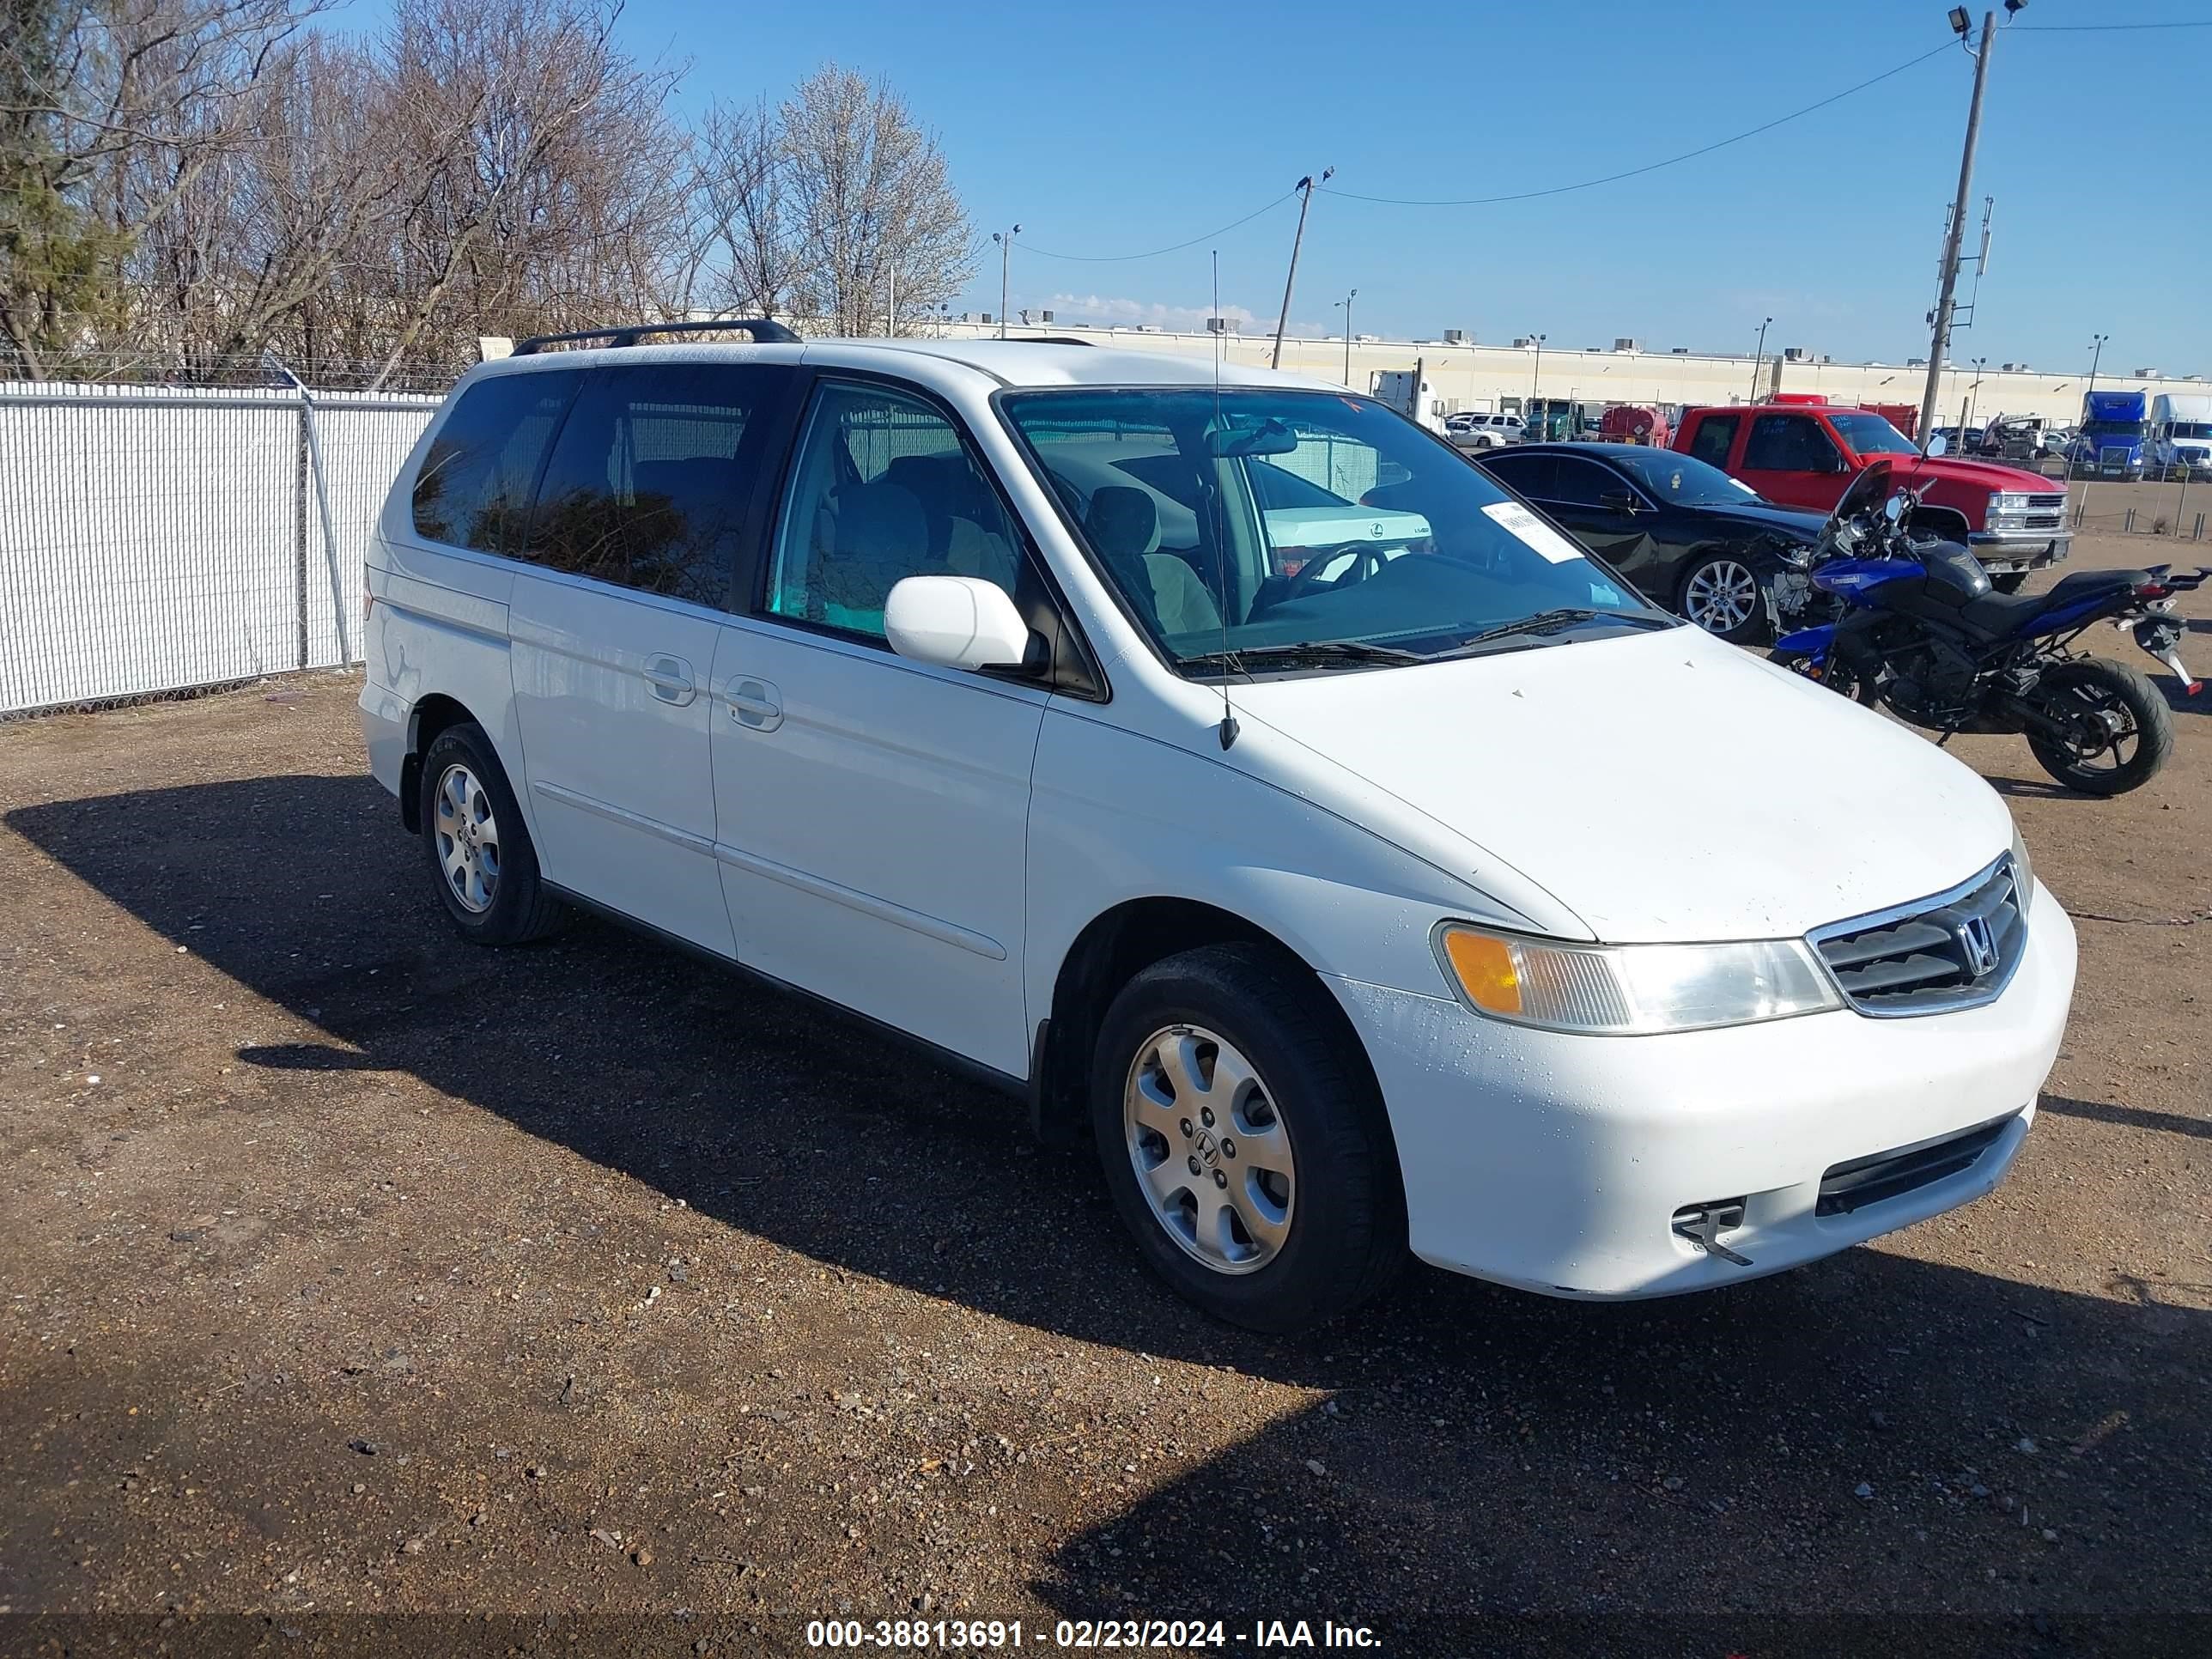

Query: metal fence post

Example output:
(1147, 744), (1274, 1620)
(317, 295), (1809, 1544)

(264, 352), (351, 666)
(295, 402), (312, 669)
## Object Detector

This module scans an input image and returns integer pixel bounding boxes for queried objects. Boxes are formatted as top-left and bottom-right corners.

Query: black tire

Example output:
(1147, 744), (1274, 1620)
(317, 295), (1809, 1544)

(1989, 571), (2030, 594)
(1677, 552), (1771, 646)
(2024, 658), (2174, 796)
(418, 722), (568, 944)
(1089, 943), (1407, 1333)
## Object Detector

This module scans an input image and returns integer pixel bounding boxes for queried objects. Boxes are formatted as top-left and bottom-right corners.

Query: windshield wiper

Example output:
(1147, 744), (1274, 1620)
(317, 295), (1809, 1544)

(1439, 606), (1674, 654)
(1181, 639), (1427, 673)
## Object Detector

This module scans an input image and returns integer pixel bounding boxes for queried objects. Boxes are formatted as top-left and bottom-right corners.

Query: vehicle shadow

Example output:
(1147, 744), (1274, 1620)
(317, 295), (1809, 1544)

(10, 776), (2211, 1626)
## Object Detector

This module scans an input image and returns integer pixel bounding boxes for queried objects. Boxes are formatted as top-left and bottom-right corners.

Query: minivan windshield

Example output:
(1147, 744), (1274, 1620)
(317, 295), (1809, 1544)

(1001, 387), (1669, 671)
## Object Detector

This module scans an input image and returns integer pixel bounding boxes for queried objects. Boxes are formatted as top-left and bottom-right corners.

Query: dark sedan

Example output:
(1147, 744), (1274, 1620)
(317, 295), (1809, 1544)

(1471, 443), (1826, 643)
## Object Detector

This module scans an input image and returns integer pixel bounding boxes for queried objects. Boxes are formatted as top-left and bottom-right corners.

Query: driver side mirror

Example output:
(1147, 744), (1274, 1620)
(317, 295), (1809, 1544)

(884, 576), (1042, 674)
(1926, 434), (1950, 457)
(1884, 492), (1907, 525)
(1598, 489), (1640, 515)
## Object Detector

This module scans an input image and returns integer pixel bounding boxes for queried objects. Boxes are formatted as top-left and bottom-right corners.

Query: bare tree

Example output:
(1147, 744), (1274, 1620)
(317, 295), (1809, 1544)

(688, 94), (799, 320)
(779, 63), (973, 337)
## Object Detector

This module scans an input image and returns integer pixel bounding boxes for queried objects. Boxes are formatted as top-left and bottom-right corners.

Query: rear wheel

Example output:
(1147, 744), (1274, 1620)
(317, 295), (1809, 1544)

(2024, 658), (2173, 795)
(1090, 944), (1405, 1333)
(420, 723), (568, 944)
(1679, 554), (1769, 645)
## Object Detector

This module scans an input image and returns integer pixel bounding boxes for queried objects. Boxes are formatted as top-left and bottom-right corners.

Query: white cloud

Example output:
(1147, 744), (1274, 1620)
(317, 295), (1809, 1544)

(1041, 292), (1262, 331)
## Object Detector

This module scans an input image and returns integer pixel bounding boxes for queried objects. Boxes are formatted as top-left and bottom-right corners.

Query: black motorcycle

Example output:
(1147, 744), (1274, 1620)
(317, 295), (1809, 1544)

(1771, 463), (2205, 795)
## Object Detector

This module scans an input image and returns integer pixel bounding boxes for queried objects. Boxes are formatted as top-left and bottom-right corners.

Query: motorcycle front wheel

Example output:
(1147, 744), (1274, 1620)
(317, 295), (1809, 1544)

(2024, 658), (2174, 795)
(1770, 647), (1880, 706)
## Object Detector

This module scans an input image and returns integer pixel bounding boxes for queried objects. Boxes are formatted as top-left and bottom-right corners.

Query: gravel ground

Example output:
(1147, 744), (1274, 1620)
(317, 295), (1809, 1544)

(0, 533), (2206, 1658)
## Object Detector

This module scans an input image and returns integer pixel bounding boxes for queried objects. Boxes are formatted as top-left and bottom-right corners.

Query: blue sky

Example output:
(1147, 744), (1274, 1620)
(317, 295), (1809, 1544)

(373, 0), (2212, 372)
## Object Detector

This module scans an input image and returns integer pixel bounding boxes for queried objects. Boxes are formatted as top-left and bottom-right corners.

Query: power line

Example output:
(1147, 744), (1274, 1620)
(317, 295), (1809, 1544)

(1019, 191), (1297, 262)
(1320, 40), (1956, 208)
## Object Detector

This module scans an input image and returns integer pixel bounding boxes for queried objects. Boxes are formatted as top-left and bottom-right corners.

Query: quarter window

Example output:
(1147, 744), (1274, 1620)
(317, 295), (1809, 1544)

(763, 382), (1022, 640)
(1686, 414), (1739, 470)
(411, 372), (575, 552)
(527, 364), (781, 607)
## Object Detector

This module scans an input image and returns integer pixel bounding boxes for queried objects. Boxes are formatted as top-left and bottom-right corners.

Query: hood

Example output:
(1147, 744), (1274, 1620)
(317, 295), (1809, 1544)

(1229, 626), (2012, 945)
(1675, 498), (1827, 539)
(1887, 453), (2053, 494)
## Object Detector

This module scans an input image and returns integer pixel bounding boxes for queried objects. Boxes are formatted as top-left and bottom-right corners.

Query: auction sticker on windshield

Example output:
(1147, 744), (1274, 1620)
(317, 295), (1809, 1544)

(1481, 501), (1585, 563)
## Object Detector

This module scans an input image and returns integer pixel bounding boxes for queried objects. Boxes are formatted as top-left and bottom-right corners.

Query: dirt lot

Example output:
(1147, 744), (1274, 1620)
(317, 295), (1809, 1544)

(1, 532), (2207, 1657)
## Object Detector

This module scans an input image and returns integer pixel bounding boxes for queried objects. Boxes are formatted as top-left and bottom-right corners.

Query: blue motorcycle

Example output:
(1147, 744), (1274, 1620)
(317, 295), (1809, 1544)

(1771, 462), (2206, 795)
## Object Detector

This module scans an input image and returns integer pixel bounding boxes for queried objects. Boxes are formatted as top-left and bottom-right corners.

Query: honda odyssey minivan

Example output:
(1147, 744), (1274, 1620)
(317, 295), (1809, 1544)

(360, 324), (2076, 1332)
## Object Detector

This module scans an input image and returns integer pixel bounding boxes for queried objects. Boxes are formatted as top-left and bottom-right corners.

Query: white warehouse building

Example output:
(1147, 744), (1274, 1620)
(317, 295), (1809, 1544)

(935, 319), (2203, 429)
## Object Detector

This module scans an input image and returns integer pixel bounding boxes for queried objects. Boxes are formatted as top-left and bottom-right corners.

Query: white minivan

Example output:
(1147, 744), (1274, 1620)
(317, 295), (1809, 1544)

(360, 325), (2075, 1332)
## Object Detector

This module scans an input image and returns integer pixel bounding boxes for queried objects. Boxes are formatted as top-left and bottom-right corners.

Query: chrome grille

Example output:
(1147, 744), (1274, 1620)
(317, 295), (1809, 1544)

(1811, 855), (2026, 1017)
(2027, 493), (2065, 510)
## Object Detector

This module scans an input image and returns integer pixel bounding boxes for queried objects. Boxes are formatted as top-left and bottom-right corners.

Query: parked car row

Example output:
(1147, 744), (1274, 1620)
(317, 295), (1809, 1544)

(362, 328), (2074, 1334)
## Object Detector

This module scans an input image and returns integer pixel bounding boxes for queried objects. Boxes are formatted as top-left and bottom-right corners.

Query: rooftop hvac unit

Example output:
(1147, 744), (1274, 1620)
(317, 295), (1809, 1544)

(1671, 346), (1689, 354)
(2001, 362), (2025, 372)
(1613, 337), (1640, 352)
(2133, 368), (2158, 378)
(1783, 346), (1809, 362)
(1040, 310), (1054, 324)
(980, 313), (994, 325)
(1206, 316), (1229, 333)
(1443, 328), (1469, 344)
(1906, 356), (1928, 368)
(1511, 336), (1533, 348)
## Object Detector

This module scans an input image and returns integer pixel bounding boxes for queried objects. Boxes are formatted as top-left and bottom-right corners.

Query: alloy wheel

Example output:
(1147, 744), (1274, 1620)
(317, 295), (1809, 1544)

(1684, 558), (1761, 635)
(433, 762), (501, 914)
(1123, 1024), (1295, 1276)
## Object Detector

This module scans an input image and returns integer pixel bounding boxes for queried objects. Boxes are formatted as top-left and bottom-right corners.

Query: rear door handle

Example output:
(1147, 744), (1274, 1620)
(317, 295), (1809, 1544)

(724, 675), (783, 732)
(642, 653), (696, 707)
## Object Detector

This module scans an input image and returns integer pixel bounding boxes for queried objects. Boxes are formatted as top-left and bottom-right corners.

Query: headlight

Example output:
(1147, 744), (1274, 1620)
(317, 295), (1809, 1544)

(1993, 491), (2034, 513)
(2009, 825), (2036, 915)
(1434, 924), (1841, 1036)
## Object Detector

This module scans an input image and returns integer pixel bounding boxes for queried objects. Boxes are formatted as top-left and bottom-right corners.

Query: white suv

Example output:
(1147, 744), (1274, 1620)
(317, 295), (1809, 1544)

(361, 325), (2075, 1331)
(1447, 411), (1525, 450)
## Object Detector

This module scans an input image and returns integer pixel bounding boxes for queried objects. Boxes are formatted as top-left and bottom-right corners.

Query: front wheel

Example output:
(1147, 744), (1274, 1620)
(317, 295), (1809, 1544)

(1090, 944), (1406, 1333)
(1679, 554), (1770, 645)
(2024, 658), (2174, 795)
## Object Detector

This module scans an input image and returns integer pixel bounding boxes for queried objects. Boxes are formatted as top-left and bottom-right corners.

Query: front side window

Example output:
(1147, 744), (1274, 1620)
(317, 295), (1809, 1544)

(1548, 457), (1624, 508)
(1002, 388), (1667, 672)
(1826, 411), (1917, 457)
(527, 363), (783, 607)
(1476, 450), (1556, 500)
(1686, 414), (1738, 469)
(1742, 415), (1840, 472)
(412, 371), (575, 552)
(764, 381), (1022, 640)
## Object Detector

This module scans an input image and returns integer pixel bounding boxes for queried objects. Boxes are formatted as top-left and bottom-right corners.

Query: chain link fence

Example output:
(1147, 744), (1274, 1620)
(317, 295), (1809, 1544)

(2065, 478), (2211, 544)
(1, 380), (443, 714)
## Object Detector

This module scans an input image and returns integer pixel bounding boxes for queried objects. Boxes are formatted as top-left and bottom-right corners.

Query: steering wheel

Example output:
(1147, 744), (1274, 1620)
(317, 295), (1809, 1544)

(1280, 541), (1389, 605)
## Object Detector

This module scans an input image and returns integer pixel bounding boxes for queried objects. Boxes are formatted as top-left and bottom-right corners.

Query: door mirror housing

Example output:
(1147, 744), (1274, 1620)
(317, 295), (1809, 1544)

(1884, 492), (1907, 525)
(1598, 489), (1641, 515)
(884, 575), (1039, 674)
(1926, 434), (1950, 457)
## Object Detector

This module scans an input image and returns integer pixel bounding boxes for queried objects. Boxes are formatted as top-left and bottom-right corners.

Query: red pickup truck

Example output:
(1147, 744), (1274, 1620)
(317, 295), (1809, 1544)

(1671, 402), (2069, 591)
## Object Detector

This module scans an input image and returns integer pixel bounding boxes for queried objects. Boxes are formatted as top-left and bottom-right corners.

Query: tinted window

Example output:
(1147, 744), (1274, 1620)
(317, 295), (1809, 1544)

(528, 364), (782, 606)
(1612, 449), (1765, 506)
(1550, 457), (1621, 508)
(1686, 414), (1739, 469)
(412, 372), (574, 552)
(1825, 411), (1918, 456)
(1743, 415), (1840, 472)
(764, 381), (1022, 640)
(1479, 450), (1557, 499)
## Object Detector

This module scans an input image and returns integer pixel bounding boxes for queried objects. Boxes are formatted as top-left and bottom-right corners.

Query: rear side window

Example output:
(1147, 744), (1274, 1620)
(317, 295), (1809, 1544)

(1743, 414), (1839, 472)
(412, 372), (574, 552)
(1686, 414), (1738, 470)
(527, 363), (787, 607)
(1549, 457), (1620, 507)
(1480, 450), (1557, 499)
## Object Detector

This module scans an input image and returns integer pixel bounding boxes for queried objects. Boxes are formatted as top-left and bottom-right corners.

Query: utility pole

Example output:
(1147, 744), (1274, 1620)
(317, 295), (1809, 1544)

(1528, 334), (1546, 427)
(1334, 289), (1358, 386)
(1270, 168), (1332, 371)
(1749, 316), (1772, 404)
(2084, 331), (2107, 403)
(1917, 9), (1999, 450)
(992, 226), (1021, 339)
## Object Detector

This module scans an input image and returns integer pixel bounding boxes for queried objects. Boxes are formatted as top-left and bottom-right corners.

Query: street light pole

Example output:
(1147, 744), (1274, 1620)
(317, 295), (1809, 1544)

(2085, 332), (2106, 403)
(1270, 167), (1332, 371)
(1334, 289), (1358, 386)
(992, 225), (1021, 340)
(1917, 9), (2000, 450)
(1749, 316), (1772, 404)
(1529, 332), (1546, 415)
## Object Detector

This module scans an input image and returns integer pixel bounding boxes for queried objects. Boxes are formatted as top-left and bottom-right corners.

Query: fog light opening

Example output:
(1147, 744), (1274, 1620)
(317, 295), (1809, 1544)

(1672, 1199), (1753, 1267)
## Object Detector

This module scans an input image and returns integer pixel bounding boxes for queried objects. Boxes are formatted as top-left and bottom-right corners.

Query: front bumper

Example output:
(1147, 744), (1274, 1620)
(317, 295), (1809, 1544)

(1333, 882), (2076, 1299)
(1969, 530), (2069, 573)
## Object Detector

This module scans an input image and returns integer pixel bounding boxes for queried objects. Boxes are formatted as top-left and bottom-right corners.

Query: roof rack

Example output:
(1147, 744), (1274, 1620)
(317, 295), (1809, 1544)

(511, 318), (800, 356)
